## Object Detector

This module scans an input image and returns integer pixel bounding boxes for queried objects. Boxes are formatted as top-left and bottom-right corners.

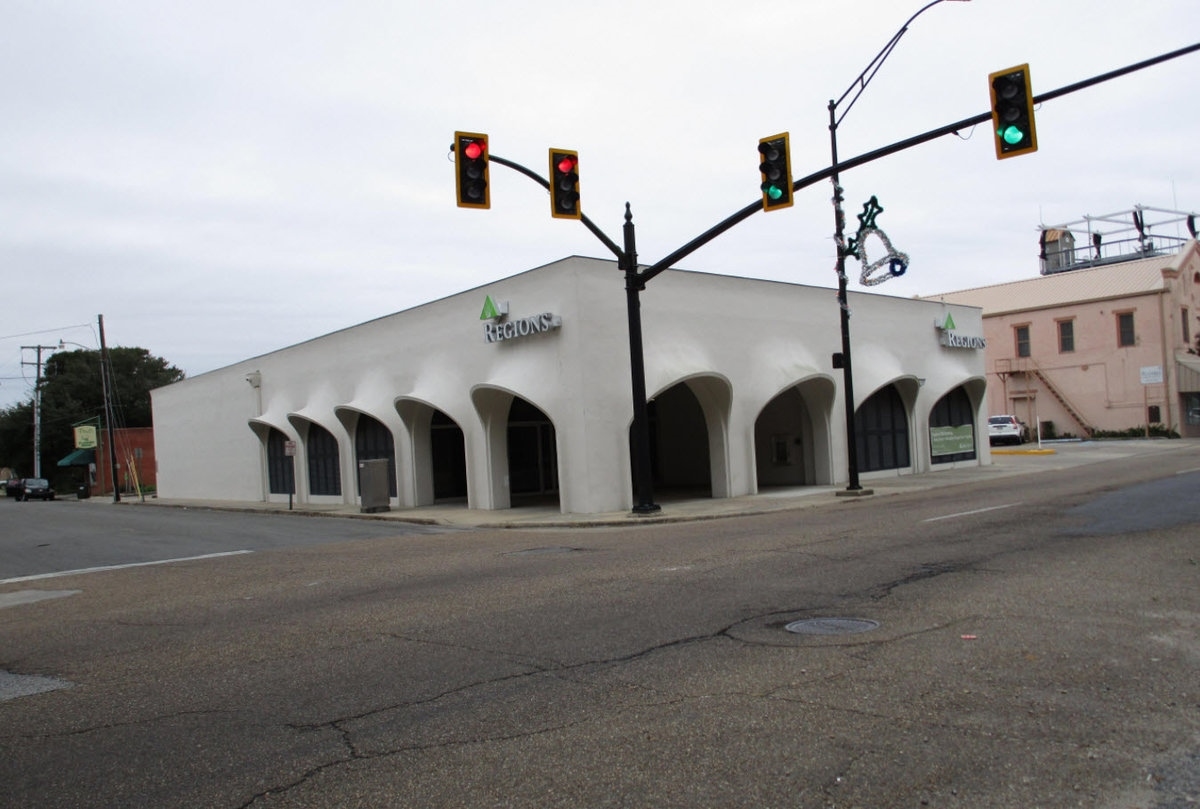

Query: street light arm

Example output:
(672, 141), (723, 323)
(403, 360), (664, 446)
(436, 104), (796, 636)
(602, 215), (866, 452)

(832, 0), (969, 129)
(487, 153), (625, 260)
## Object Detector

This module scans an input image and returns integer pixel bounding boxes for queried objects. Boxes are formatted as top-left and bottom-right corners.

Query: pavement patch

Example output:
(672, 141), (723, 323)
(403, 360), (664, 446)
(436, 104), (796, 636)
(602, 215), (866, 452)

(0, 670), (73, 702)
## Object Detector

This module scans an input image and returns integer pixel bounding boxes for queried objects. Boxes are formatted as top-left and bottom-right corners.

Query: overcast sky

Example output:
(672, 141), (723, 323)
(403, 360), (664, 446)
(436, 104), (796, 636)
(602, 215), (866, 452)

(2, 0), (1197, 410)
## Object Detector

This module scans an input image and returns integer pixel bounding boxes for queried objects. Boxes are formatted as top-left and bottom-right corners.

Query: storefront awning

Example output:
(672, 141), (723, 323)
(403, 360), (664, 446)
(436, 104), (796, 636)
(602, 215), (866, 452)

(1177, 353), (1200, 393)
(57, 448), (95, 468)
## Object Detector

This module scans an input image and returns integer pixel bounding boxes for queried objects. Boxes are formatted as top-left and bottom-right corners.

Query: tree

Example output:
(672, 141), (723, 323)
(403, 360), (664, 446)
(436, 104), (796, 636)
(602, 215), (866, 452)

(0, 401), (34, 476)
(0, 347), (184, 488)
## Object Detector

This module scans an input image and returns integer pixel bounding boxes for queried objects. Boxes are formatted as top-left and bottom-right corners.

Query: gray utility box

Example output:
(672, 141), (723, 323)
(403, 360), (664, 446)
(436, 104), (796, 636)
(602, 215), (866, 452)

(358, 458), (391, 513)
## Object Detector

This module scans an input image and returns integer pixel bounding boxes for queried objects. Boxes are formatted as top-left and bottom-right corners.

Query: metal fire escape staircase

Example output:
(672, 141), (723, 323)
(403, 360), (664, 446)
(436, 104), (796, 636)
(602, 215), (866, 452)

(998, 358), (1093, 437)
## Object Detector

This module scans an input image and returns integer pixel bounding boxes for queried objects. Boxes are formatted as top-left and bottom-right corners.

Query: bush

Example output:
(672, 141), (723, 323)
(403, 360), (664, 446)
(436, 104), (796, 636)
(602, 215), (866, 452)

(1089, 424), (1179, 439)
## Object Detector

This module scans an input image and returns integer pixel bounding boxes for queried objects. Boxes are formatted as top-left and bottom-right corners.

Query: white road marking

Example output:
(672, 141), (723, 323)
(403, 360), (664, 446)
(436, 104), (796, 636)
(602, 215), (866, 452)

(0, 550), (254, 585)
(0, 590), (80, 609)
(922, 503), (1022, 523)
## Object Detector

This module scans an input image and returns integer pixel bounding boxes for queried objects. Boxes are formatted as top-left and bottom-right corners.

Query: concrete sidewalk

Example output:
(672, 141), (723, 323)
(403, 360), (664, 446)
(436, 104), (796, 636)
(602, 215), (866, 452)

(108, 438), (1199, 530)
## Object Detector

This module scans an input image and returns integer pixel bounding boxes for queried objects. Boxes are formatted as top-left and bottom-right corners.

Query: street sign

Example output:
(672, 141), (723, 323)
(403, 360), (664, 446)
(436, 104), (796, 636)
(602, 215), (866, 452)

(284, 440), (297, 457)
(1140, 365), (1164, 385)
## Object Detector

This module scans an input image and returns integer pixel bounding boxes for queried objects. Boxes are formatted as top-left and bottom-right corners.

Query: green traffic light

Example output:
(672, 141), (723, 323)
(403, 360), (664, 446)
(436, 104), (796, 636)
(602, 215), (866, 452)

(1000, 125), (1026, 146)
(766, 185), (783, 201)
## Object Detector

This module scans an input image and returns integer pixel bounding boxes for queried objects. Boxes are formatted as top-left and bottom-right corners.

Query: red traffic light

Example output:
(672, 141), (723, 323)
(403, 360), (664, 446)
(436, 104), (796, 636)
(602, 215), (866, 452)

(549, 148), (581, 220)
(454, 131), (490, 209)
(555, 154), (577, 174)
(463, 140), (485, 161)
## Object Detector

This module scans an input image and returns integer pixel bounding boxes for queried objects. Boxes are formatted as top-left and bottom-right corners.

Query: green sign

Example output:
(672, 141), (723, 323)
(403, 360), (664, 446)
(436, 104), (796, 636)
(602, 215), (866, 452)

(930, 424), (974, 457)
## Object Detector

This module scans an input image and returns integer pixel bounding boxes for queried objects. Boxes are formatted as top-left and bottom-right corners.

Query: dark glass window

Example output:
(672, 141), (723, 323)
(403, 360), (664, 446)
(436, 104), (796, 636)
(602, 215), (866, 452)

(1117, 312), (1136, 347)
(1057, 320), (1074, 353)
(1015, 324), (1031, 358)
(929, 386), (976, 465)
(266, 428), (294, 495)
(306, 423), (341, 496)
(355, 415), (396, 497)
(854, 385), (910, 473)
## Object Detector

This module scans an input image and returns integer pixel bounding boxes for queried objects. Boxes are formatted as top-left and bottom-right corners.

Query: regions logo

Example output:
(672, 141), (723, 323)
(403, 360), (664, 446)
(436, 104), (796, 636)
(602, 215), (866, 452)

(935, 313), (986, 350)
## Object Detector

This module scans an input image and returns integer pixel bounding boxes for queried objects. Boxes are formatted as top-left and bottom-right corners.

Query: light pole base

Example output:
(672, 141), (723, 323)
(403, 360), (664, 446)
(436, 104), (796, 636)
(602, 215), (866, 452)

(836, 488), (875, 498)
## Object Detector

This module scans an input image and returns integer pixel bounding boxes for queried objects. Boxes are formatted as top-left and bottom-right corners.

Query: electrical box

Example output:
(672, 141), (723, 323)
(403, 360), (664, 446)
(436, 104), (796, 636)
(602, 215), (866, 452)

(359, 458), (391, 514)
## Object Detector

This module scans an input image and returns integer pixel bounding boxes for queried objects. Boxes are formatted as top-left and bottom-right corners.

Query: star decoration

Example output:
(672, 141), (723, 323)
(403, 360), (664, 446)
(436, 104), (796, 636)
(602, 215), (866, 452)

(856, 196), (884, 233)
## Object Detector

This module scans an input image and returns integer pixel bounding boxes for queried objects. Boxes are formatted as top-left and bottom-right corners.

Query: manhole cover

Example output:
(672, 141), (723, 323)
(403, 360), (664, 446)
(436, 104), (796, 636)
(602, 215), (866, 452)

(784, 617), (880, 636)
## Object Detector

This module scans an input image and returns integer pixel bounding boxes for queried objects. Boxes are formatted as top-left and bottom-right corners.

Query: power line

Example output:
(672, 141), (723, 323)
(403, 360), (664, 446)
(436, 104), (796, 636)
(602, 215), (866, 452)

(0, 323), (94, 342)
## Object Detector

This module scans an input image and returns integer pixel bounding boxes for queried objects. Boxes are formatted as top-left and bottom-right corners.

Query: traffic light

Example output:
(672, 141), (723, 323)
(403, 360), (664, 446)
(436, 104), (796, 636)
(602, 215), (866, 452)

(454, 131), (489, 209)
(549, 149), (580, 219)
(758, 133), (793, 211)
(988, 65), (1037, 160)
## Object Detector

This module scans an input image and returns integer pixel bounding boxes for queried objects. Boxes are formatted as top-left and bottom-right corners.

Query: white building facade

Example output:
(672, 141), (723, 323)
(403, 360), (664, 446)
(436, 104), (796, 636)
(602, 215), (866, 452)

(151, 257), (990, 515)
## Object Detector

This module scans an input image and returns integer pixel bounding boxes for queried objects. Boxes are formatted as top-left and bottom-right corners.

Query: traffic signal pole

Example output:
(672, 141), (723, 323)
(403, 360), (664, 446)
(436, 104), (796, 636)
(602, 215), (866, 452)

(486, 153), (660, 512)
(467, 40), (1198, 511)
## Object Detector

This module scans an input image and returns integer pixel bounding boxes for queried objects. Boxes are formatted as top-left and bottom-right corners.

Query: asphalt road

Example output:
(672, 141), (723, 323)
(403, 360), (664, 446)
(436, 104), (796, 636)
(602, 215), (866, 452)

(1, 445), (1198, 808)
(0, 498), (460, 582)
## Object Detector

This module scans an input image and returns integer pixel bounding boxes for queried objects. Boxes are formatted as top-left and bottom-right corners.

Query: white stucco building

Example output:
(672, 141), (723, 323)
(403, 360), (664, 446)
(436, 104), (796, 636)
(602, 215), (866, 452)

(151, 256), (990, 515)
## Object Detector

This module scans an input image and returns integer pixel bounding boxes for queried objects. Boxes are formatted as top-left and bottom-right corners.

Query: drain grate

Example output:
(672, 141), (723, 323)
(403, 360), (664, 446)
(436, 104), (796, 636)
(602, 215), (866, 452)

(784, 617), (880, 636)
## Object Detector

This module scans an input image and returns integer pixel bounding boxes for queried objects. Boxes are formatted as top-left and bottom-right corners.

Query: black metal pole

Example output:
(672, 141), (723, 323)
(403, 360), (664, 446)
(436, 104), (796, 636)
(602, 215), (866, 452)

(829, 104), (863, 493)
(623, 204), (660, 514)
(98, 314), (120, 503)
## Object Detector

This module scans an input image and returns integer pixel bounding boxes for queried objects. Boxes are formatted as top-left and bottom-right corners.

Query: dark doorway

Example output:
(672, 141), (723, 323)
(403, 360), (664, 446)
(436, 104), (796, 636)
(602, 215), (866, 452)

(507, 398), (557, 498)
(631, 383), (711, 498)
(431, 410), (468, 501)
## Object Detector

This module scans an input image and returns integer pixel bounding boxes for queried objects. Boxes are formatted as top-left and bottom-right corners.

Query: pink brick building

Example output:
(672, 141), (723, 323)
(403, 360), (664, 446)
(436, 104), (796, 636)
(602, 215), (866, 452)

(927, 240), (1200, 438)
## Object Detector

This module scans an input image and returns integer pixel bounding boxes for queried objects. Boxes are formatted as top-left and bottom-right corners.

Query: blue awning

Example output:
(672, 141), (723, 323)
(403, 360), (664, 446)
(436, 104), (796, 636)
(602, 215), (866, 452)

(57, 448), (95, 467)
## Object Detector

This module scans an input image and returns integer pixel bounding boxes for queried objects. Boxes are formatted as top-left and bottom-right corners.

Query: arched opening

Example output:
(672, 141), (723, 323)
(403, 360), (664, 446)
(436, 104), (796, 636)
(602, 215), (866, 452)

(507, 397), (558, 503)
(302, 421), (342, 496)
(353, 414), (397, 497)
(754, 377), (836, 488)
(469, 387), (561, 511)
(430, 410), (468, 501)
(854, 384), (911, 473)
(631, 377), (731, 499)
(395, 399), (468, 506)
(265, 427), (295, 495)
(929, 385), (978, 464)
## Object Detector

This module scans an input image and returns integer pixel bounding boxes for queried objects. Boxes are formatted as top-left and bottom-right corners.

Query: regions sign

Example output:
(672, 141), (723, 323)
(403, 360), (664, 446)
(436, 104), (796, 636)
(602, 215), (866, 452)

(935, 313), (986, 350)
(480, 296), (562, 344)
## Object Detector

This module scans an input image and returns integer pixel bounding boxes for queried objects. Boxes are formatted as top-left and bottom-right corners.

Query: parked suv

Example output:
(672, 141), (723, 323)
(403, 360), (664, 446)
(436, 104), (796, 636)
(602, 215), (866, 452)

(988, 415), (1027, 446)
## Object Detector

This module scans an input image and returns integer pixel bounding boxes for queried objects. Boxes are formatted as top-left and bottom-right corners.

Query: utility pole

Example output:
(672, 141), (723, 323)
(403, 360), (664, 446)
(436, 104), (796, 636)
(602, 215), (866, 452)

(20, 343), (58, 479)
(98, 314), (120, 502)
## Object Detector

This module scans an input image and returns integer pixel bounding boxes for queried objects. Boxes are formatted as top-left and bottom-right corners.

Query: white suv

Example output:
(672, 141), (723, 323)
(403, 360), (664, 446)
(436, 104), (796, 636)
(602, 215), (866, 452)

(988, 415), (1026, 446)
